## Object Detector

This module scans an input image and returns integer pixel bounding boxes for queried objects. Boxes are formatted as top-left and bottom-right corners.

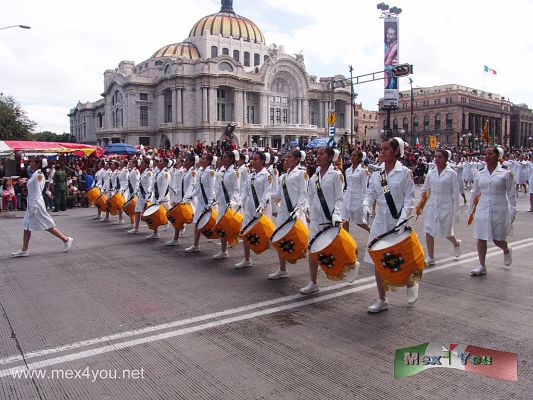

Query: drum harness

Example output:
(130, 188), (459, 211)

(315, 174), (333, 224)
(282, 175), (294, 214)
(153, 170), (170, 203)
(379, 167), (402, 220)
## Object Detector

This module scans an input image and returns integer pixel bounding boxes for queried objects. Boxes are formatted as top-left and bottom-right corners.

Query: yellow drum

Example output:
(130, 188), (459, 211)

(167, 203), (193, 230)
(106, 192), (125, 215)
(214, 206), (243, 247)
(197, 208), (219, 239)
(95, 193), (107, 212)
(240, 214), (275, 254)
(271, 217), (309, 263)
(122, 196), (137, 217)
(368, 226), (425, 291)
(86, 187), (101, 204)
(308, 226), (357, 281)
(142, 204), (168, 230)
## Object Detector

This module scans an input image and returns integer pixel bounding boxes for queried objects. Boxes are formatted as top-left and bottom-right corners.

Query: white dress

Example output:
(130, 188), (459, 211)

(23, 171), (56, 231)
(192, 166), (216, 224)
(341, 163), (368, 224)
(471, 164), (516, 241)
(134, 169), (153, 213)
(272, 167), (309, 228)
(215, 164), (240, 223)
(451, 161), (465, 195)
(422, 164), (460, 237)
(127, 168), (140, 201)
(307, 164), (344, 240)
(363, 161), (415, 263)
(241, 167), (272, 227)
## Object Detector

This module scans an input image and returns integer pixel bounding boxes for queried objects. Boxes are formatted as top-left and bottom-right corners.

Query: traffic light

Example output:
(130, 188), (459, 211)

(391, 64), (413, 77)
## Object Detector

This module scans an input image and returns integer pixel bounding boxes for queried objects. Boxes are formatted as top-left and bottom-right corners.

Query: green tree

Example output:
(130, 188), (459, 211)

(0, 93), (36, 140)
(31, 131), (76, 143)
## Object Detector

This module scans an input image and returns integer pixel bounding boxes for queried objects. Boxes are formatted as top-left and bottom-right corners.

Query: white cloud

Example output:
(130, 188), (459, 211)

(1, 0), (532, 133)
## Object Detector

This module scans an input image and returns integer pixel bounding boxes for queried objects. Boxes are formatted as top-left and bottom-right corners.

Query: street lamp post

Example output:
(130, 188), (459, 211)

(349, 65), (355, 145)
(0, 25), (31, 31)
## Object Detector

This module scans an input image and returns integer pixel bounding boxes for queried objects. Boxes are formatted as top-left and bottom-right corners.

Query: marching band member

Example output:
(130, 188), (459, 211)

(420, 149), (462, 266)
(126, 158), (140, 228)
(235, 152), (272, 269)
(237, 154), (250, 207)
(100, 162), (116, 223)
(128, 158), (153, 234)
(300, 147), (343, 294)
(268, 155), (280, 216)
(341, 149), (370, 234)
(529, 154), (533, 212)
(184, 153), (216, 253)
(166, 154), (197, 246)
(363, 138), (416, 312)
(146, 157), (171, 239)
(469, 147), (516, 276)
(114, 159), (129, 225)
(451, 155), (467, 204)
(11, 157), (73, 257)
(212, 150), (240, 259)
(268, 149), (309, 280)
(515, 155), (529, 194)
(92, 161), (106, 220)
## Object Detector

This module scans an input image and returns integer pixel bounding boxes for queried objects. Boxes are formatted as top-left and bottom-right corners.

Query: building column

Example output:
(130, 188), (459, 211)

(175, 87), (183, 124)
(319, 101), (325, 128)
(302, 99), (310, 126)
(234, 89), (243, 126)
(209, 87), (217, 123)
(259, 94), (266, 126)
(202, 87), (208, 123)
(159, 92), (165, 123)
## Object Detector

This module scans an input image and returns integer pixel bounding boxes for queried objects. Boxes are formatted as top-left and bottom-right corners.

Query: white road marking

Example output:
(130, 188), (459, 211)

(1, 238), (532, 377)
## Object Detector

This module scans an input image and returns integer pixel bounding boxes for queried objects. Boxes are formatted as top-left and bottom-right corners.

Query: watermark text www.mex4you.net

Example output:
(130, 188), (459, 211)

(9, 367), (145, 383)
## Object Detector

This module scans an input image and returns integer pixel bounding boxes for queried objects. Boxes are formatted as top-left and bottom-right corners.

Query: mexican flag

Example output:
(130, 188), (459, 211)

(394, 342), (517, 381)
(484, 65), (497, 75)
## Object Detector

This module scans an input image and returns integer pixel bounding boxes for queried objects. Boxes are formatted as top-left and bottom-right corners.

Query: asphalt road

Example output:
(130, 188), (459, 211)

(0, 188), (532, 400)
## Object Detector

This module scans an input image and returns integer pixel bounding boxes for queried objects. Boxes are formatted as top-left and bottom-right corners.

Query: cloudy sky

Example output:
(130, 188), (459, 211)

(1, 0), (532, 134)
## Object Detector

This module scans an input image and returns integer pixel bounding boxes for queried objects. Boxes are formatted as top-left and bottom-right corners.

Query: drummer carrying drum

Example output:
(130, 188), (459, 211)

(363, 137), (417, 313)
(300, 147), (344, 294)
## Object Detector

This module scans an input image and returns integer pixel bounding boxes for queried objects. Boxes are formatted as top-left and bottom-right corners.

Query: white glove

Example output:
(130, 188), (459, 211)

(229, 200), (238, 210)
(332, 213), (342, 227)
(255, 205), (264, 215)
(31, 207), (38, 215)
(395, 220), (406, 235)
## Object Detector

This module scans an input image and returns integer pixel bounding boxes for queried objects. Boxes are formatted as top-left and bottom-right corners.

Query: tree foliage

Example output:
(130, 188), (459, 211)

(0, 93), (36, 140)
(30, 131), (76, 143)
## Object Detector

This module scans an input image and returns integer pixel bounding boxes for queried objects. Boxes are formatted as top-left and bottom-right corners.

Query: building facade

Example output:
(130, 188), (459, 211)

(510, 103), (533, 148)
(378, 84), (513, 148)
(69, 0), (352, 148)
(353, 102), (379, 144)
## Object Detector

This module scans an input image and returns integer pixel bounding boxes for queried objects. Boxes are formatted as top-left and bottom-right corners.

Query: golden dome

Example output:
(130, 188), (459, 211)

(189, 1), (265, 44)
(152, 42), (201, 59)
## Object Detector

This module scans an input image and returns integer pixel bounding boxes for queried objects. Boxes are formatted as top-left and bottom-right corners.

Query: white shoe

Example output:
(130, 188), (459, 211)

(425, 257), (435, 266)
(300, 281), (319, 294)
(212, 250), (229, 259)
(64, 237), (74, 253)
(234, 259), (252, 269)
(344, 261), (360, 283)
(453, 240), (462, 258)
(268, 269), (289, 280)
(113, 220), (125, 225)
(11, 250), (29, 258)
(471, 265), (487, 276)
(127, 228), (139, 234)
(504, 247), (512, 267)
(145, 233), (160, 240)
(407, 283), (419, 305)
(185, 245), (200, 253)
(165, 239), (180, 246)
(367, 299), (388, 313)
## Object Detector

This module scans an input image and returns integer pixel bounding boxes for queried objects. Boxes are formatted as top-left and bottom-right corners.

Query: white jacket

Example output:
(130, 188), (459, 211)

(273, 167), (308, 227)
(242, 167), (272, 226)
(215, 164), (240, 223)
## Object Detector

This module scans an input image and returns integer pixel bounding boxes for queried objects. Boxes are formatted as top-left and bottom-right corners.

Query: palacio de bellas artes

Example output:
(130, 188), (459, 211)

(69, 0), (353, 149)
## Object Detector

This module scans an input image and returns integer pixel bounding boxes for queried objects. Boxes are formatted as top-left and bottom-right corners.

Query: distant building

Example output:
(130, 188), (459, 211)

(69, 0), (351, 148)
(378, 84), (513, 148)
(353, 103), (379, 144)
(510, 103), (533, 148)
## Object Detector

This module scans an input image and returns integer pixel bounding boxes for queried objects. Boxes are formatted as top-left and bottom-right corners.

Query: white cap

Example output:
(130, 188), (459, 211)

(41, 158), (48, 168)
(194, 155), (200, 165)
(445, 150), (452, 160)
(232, 149), (240, 161)
(300, 150), (306, 161)
(497, 146), (504, 159)
(264, 152), (271, 164)
(393, 137), (405, 157)
(333, 149), (340, 162)
(212, 156), (218, 166)
(361, 151), (367, 162)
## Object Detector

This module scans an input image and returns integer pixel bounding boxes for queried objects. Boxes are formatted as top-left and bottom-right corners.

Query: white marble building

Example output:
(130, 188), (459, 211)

(69, 0), (352, 148)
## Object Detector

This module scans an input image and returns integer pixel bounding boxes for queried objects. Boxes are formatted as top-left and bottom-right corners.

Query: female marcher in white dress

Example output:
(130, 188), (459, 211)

(235, 152), (272, 269)
(11, 158), (73, 257)
(341, 149), (370, 234)
(362, 138), (417, 312)
(300, 147), (344, 294)
(421, 149), (462, 266)
(469, 147), (516, 276)
(212, 150), (240, 259)
(268, 149), (309, 280)
(450, 155), (467, 204)
(128, 158), (153, 234)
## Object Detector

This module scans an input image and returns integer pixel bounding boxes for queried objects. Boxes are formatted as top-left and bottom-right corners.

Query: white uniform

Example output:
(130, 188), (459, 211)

(516, 160), (528, 185)
(154, 167), (171, 208)
(181, 167), (198, 209)
(128, 168), (140, 201)
(341, 163), (368, 224)
(95, 168), (106, 189)
(268, 165), (280, 214)
(215, 164), (240, 223)
(118, 167), (129, 199)
(134, 169), (153, 213)
(272, 167), (309, 227)
(363, 161), (415, 263)
(191, 166), (216, 224)
(169, 167), (184, 204)
(470, 164), (516, 241)
(103, 168), (113, 193)
(422, 164), (460, 237)
(450, 161), (465, 195)
(463, 161), (473, 183)
(23, 171), (56, 231)
(241, 167), (272, 227)
(238, 164), (249, 207)
(307, 164), (344, 240)
(528, 161), (533, 194)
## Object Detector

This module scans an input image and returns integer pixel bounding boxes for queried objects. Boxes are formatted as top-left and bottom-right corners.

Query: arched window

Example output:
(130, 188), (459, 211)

(446, 113), (453, 131)
(211, 46), (218, 58)
(164, 64), (171, 75)
(218, 62), (233, 72)
(222, 48), (229, 56)
(393, 118), (398, 132)
(413, 116), (419, 133)
(254, 53), (260, 66)
(423, 115), (430, 132)
(434, 113), (441, 133)
(403, 117), (409, 133)
(233, 50), (240, 62)
(243, 52), (250, 67)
